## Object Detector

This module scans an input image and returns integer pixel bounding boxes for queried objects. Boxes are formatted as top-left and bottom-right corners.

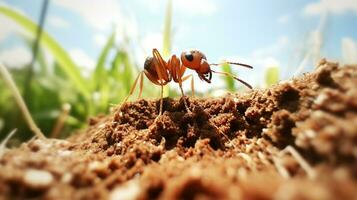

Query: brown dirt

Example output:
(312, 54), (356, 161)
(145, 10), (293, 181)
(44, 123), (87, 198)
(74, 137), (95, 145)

(0, 59), (357, 200)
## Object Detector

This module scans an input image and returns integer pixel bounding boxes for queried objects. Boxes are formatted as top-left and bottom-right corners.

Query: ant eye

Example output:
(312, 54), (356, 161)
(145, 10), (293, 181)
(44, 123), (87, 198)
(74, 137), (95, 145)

(184, 53), (194, 62)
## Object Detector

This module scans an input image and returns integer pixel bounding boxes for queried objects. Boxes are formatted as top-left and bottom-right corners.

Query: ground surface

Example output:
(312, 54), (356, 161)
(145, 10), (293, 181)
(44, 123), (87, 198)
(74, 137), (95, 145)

(0, 59), (356, 200)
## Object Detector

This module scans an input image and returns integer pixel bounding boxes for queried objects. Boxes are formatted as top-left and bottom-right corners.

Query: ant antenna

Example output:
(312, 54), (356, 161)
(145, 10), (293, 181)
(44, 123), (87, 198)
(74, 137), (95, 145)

(211, 70), (253, 89)
(210, 61), (253, 69)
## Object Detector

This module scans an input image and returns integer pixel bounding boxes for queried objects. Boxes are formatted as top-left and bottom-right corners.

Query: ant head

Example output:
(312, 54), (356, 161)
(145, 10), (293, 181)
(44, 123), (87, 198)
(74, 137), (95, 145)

(181, 50), (212, 83)
(181, 50), (207, 70)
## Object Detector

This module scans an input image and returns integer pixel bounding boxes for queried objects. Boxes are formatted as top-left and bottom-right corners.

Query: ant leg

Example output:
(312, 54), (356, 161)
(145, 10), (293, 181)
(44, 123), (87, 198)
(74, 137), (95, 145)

(168, 55), (190, 112)
(159, 85), (164, 116)
(152, 48), (170, 82)
(191, 75), (195, 97)
(178, 74), (192, 112)
(121, 71), (143, 105)
(137, 72), (144, 99)
(152, 50), (171, 117)
(153, 84), (164, 123)
(178, 82), (190, 113)
(182, 74), (194, 97)
(144, 70), (166, 120)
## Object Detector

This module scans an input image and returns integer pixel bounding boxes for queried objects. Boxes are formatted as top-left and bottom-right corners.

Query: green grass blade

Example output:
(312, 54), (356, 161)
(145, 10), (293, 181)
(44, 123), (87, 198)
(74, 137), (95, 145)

(120, 51), (136, 92)
(111, 50), (137, 101)
(93, 31), (116, 89)
(265, 66), (280, 87)
(162, 0), (172, 97)
(0, 62), (45, 138)
(89, 31), (115, 113)
(222, 63), (235, 91)
(0, 5), (90, 98)
(36, 46), (48, 75)
(0, 129), (17, 158)
(162, 0), (172, 59)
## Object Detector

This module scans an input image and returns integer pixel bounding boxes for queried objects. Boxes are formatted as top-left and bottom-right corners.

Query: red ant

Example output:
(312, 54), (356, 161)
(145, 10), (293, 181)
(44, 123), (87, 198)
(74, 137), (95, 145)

(121, 48), (252, 115)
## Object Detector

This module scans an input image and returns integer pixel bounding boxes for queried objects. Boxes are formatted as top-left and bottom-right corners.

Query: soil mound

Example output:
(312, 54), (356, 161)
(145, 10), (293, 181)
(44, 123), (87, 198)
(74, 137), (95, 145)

(0, 60), (356, 199)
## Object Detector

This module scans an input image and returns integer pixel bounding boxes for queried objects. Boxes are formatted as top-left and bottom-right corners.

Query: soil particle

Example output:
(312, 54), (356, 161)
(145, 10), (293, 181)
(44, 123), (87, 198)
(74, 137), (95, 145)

(1, 60), (357, 199)
(315, 60), (339, 88)
(263, 109), (295, 146)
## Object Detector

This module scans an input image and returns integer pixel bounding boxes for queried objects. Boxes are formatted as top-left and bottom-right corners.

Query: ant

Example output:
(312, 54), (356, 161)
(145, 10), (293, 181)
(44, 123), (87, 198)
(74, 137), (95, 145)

(121, 48), (253, 116)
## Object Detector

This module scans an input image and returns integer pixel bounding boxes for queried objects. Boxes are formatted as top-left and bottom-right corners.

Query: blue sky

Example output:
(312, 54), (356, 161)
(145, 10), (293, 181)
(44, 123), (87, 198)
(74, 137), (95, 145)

(0, 0), (357, 89)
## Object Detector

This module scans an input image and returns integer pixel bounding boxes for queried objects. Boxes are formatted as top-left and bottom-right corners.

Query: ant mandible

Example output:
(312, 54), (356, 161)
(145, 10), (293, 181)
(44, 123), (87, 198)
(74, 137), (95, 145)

(121, 48), (253, 116)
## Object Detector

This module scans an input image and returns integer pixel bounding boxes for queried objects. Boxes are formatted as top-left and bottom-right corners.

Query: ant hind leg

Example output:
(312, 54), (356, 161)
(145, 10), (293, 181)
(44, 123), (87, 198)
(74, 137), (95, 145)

(153, 84), (164, 123)
(159, 85), (164, 116)
(121, 71), (144, 107)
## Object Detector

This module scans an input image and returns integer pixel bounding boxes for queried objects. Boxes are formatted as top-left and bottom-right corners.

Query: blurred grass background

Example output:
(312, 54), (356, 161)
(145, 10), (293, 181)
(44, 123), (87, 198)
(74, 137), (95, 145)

(0, 0), (280, 141)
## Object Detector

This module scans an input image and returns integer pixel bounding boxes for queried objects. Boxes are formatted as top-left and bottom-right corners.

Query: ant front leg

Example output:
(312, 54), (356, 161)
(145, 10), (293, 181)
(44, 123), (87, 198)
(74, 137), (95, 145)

(116, 71), (144, 121)
(178, 74), (195, 113)
(169, 55), (191, 113)
(181, 74), (194, 97)
(121, 71), (144, 106)
(159, 85), (164, 116)
(178, 81), (191, 113)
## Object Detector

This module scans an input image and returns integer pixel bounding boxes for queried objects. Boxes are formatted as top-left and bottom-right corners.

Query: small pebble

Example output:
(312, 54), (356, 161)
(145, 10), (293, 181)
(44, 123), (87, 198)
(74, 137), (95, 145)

(61, 172), (72, 183)
(110, 179), (140, 200)
(23, 169), (54, 189)
(57, 149), (72, 157)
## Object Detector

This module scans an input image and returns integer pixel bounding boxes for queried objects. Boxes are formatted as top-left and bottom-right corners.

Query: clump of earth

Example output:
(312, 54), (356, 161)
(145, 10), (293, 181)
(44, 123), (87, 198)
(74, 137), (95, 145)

(0, 59), (356, 200)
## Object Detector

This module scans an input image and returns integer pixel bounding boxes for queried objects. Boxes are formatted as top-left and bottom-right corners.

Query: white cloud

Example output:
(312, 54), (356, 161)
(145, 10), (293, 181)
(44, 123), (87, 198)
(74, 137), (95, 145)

(278, 14), (290, 24)
(69, 49), (95, 69)
(0, 16), (26, 42)
(342, 37), (357, 64)
(0, 3), (31, 42)
(237, 36), (289, 87)
(0, 46), (31, 68)
(53, 0), (139, 47)
(226, 36), (289, 69)
(53, 0), (123, 31)
(260, 57), (281, 68)
(304, 0), (357, 16)
(48, 16), (70, 29)
(252, 36), (289, 58)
